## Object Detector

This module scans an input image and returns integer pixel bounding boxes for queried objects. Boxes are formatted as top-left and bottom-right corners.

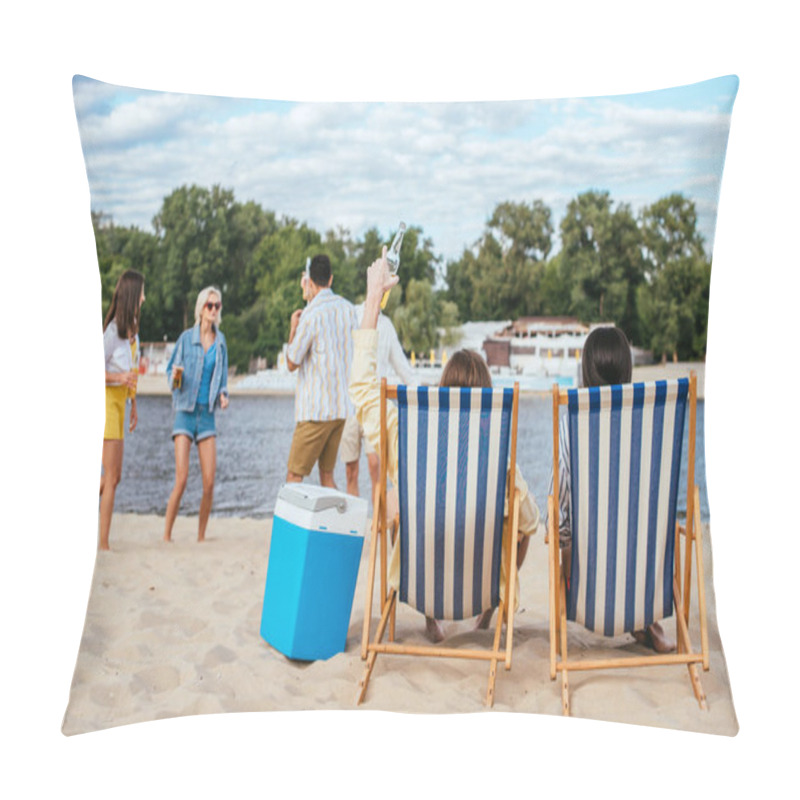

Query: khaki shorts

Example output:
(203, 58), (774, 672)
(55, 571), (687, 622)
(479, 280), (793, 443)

(287, 419), (346, 477)
(339, 415), (376, 464)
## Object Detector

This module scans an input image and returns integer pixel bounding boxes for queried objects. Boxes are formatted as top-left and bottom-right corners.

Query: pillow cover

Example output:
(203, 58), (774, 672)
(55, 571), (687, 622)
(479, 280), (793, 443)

(63, 74), (739, 736)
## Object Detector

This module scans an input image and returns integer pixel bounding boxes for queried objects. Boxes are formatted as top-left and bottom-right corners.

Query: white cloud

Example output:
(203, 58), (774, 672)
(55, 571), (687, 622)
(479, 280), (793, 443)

(72, 79), (735, 261)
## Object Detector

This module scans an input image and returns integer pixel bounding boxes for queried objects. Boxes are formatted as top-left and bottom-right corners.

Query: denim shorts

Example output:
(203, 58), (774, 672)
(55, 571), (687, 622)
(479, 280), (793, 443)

(172, 404), (216, 443)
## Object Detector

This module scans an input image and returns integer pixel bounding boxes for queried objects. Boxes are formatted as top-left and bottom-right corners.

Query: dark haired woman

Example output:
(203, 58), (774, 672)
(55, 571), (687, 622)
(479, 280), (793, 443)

(550, 325), (675, 652)
(100, 269), (145, 550)
(350, 249), (541, 641)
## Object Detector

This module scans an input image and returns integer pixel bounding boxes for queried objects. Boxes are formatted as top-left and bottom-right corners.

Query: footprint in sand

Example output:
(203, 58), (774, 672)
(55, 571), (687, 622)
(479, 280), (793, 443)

(132, 665), (181, 695)
(203, 645), (237, 668)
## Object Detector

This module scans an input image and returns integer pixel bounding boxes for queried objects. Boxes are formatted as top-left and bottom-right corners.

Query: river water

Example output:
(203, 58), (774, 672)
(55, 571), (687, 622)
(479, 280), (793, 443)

(113, 395), (709, 521)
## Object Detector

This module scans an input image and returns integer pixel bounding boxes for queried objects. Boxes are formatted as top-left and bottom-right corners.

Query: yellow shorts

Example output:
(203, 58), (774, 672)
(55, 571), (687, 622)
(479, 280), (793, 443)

(104, 385), (128, 440)
(287, 419), (346, 476)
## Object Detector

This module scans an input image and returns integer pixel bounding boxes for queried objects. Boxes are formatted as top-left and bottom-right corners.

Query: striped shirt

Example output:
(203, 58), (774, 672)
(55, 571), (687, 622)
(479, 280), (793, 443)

(287, 289), (358, 422)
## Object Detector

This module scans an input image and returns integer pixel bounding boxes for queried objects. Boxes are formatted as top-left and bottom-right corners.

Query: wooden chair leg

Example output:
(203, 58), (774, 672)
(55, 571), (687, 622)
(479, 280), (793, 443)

(687, 663), (707, 710)
(673, 577), (707, 710)
(547, 496), (558, 679)
(357, 651), (378, 705)
(389, 515), (398, 643)
(360, 500), (382, 661)
(692, 486), (710, 670)
(504, 493), (521, 671)
(674, 521), (684, 654)
(486, 600), (505, 706)
(559, 577), (570, 715)
(356, 589), (396, 705)
(486, 659), (498, 707)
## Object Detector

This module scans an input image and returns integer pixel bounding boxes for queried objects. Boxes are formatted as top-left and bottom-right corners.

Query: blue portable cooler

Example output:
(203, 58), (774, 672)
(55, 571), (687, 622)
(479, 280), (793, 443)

(260, 484), (368, 661)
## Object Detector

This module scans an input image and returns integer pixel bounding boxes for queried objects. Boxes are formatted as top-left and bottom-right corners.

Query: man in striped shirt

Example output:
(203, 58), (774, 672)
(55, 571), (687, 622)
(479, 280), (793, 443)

(285, 254), (358, 487)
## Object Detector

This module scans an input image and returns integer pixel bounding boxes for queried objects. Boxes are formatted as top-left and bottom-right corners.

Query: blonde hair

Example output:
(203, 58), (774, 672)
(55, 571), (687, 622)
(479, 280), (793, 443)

(194, 286), (223, 327)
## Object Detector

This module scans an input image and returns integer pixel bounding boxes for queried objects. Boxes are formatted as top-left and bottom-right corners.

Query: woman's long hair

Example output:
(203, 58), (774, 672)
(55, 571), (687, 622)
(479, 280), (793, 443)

(103, 270), (145, 339)
(581, 326), (632, 388)
(439, 349), (492, 389)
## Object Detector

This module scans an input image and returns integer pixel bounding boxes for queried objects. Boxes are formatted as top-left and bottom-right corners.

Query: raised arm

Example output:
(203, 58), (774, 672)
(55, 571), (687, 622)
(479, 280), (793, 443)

(350, 247), (401, 486)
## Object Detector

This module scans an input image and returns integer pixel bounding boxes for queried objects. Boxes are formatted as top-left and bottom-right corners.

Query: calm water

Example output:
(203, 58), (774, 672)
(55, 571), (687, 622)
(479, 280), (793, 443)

(114, 395), (709, 521)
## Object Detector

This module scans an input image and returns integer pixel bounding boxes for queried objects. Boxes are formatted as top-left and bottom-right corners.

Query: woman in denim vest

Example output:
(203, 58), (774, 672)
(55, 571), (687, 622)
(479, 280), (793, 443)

(164, 286), (229, 542)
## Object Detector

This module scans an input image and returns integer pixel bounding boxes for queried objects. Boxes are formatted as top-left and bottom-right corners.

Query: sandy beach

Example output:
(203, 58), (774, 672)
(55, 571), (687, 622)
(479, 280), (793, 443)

(62, 508), (736, 736)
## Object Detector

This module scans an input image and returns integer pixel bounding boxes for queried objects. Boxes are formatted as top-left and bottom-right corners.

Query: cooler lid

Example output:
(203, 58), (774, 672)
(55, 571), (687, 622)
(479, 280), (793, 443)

(277, 484), (350, 514)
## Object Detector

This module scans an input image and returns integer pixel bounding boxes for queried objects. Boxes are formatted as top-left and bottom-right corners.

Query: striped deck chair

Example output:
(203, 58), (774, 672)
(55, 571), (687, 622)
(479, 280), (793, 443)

(357, 380), (521, 707)
(548, 373), (709, 715)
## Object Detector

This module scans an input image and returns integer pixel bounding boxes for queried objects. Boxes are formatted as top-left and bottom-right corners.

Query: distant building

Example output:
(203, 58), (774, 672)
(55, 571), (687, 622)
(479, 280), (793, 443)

(482, 317), (589, 377)
(482, 316), (651, 378)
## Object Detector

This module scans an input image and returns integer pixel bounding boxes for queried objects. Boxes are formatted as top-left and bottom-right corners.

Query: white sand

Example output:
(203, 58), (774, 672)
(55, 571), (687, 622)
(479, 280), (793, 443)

(62, 512), (737, 736)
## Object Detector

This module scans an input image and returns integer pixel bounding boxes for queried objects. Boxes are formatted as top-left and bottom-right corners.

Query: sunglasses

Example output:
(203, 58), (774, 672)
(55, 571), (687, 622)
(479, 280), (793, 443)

(205, 301), (222, 311)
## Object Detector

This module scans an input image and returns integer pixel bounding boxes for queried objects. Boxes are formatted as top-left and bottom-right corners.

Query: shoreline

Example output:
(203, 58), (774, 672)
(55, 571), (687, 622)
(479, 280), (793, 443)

(136, 361), (706, 399)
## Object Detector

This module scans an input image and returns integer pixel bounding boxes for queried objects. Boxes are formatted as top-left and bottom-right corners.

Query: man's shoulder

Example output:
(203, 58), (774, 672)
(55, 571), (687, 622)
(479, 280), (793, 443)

(325, 291), (354, 309)
(317, 292), (356, 319)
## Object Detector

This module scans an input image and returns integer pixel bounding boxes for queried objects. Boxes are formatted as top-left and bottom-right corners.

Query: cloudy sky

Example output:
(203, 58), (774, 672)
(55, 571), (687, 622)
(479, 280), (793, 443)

(73, 74), (738, 263)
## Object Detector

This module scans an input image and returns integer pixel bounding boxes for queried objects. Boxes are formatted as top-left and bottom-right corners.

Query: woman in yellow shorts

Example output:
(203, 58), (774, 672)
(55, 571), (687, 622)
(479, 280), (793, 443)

(100, 269), (145, 550)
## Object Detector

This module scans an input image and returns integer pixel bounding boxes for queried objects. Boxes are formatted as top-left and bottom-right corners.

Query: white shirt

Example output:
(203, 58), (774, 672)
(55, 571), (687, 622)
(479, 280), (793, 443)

(103, 320), (138, 386)
(354, 302), (415, 385)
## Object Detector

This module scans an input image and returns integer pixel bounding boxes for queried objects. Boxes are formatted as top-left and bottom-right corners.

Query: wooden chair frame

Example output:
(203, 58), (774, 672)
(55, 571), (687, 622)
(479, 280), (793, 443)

(548, 372), (710, 715)
(357, 379), (521, 707)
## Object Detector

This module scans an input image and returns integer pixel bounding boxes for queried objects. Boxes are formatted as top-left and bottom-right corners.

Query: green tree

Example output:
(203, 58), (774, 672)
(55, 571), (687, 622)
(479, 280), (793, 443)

(223, 201), (279, 316)
(436, 297), (462, 347)
(488, 199), (553, 262)
(92, 212), (161, 340)
(152, 184), (237, 333)
(559, 190), (645, 340)
(640, 193), (706, 274)
(445, 199), (553, 321)
(638, 195), (711, 360)
(536, 252), (572, 316)
(393, 278), (439, 354)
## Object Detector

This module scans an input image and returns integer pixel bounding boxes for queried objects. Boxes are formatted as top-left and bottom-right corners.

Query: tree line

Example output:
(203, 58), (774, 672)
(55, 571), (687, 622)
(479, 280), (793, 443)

(93, 184), (712, 371)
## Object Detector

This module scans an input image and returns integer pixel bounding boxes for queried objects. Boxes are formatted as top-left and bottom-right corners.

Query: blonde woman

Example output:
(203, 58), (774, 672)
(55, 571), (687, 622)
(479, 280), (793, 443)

(100, 269), (145, 551)
(164, 286), (229, 542)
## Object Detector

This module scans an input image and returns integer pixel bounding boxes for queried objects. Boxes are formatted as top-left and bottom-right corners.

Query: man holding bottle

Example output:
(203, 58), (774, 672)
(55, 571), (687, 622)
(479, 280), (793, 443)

(285, 254), (358, 487)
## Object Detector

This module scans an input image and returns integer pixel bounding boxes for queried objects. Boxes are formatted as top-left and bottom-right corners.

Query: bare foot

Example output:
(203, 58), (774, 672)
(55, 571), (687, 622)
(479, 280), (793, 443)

(475, 608), (494, 630)
(633, 622), (676, 653)
(163, 534), (172, 543)
(98, 543), (110, 551)
(646, 621), (675, 653)
(197, 534), (205, 543)
(425, 616), (445, 643)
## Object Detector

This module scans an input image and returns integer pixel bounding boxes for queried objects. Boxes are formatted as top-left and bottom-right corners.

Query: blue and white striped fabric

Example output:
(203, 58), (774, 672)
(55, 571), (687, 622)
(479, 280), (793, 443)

(566, 379), (688, 636)
(396, 386), (514, 620)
